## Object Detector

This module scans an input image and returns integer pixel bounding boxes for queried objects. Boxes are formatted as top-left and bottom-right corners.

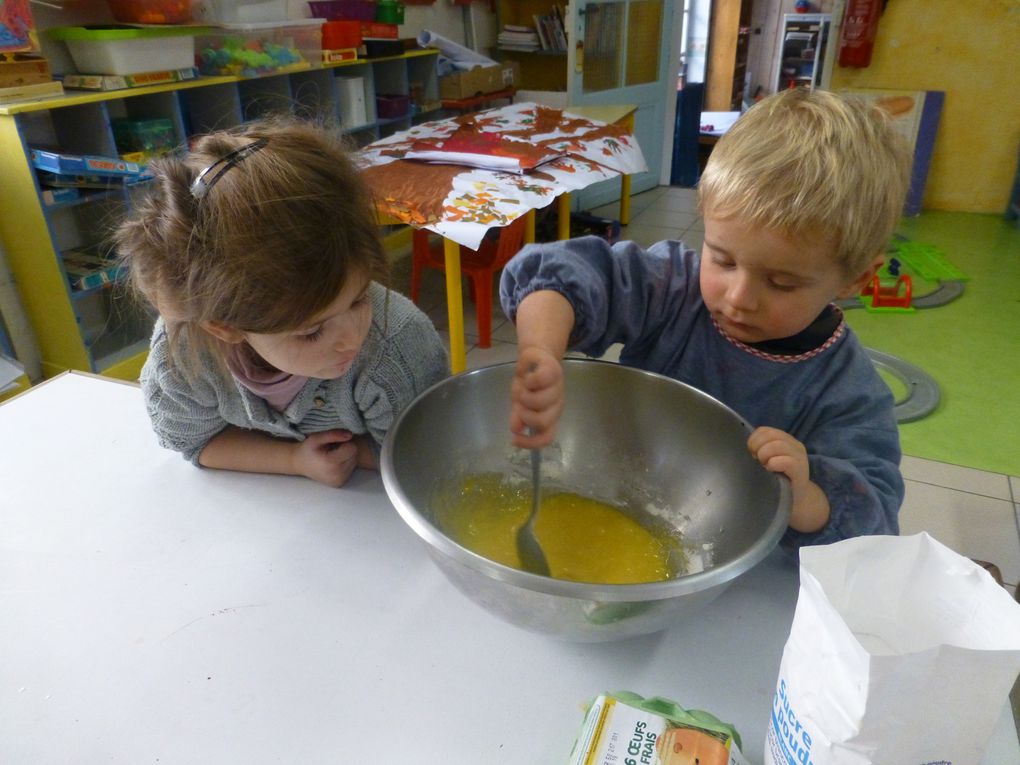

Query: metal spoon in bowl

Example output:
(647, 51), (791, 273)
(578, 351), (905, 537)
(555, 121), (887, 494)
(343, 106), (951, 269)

(517, 436), (551, 577)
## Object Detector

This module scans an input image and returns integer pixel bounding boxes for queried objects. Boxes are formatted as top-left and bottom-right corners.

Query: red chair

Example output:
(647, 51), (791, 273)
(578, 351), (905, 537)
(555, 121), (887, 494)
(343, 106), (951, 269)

(410, 216), (527, 348)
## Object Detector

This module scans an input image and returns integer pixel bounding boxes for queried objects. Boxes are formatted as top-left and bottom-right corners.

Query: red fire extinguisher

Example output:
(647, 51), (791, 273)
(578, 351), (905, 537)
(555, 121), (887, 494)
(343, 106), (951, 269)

(838, 0), (883, 68)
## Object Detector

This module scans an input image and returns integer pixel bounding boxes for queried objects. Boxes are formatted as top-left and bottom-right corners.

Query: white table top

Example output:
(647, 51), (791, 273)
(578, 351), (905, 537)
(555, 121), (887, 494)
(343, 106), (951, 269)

(2, 373), (1017, 764)
(699, 110), (741, 137)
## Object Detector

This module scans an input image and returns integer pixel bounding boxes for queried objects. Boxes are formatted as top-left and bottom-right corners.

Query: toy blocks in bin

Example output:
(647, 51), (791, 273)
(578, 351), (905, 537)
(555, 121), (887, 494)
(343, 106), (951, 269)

(195, 20), (322, 77)
(439, 61), (519, 100)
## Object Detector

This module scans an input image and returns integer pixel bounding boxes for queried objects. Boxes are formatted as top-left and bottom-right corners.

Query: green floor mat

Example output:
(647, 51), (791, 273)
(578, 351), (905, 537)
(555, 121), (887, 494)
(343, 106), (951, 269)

(846, 212), (1020, 478)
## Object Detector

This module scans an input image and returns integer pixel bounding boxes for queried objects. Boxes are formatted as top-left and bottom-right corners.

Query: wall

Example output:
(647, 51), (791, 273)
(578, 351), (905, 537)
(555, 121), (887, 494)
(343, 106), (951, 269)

(830, 0), (1019, 214)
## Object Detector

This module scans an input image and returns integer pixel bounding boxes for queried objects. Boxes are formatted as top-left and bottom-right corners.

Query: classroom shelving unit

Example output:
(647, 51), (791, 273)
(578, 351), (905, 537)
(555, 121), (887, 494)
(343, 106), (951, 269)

(0, 49), (439, 380)
(495, 0), (568, 93)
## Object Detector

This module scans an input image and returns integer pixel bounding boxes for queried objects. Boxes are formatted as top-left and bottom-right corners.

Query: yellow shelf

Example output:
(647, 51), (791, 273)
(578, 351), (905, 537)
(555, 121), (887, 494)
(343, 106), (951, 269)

(0, 49), (439, 115)
(0, 49), (439, 379)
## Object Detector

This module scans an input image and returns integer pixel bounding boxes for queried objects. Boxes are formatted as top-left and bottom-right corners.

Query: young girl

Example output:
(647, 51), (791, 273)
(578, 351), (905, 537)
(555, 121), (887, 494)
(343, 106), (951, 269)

(115, 119), (448, 488)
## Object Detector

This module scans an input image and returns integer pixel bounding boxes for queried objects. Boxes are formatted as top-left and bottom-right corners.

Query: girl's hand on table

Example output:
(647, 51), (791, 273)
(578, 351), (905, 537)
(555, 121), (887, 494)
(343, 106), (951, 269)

(293, 429), (360, 488)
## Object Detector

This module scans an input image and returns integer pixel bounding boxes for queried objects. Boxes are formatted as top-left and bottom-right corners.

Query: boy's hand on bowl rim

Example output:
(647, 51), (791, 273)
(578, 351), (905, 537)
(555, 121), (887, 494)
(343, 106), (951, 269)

(747, 426), (830, 533)
(511, 346), (564, 450)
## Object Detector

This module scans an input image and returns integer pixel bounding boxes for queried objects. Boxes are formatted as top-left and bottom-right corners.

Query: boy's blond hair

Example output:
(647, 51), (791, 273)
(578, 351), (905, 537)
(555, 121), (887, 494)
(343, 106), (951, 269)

(698, 88), (912, 276)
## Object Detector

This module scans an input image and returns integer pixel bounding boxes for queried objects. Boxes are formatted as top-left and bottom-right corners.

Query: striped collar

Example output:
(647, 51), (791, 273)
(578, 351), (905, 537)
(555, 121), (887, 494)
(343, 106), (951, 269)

(711, 305), (847, 363)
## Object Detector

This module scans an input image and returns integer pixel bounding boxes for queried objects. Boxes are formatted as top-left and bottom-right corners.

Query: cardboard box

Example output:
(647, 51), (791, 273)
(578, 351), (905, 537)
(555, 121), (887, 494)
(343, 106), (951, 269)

(0, 55), (52, 88)
(439, 61), (520, 100)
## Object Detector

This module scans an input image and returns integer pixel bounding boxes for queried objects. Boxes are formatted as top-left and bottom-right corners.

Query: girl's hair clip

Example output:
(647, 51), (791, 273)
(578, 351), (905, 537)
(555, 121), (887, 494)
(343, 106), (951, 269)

(190, 138), (269, 199)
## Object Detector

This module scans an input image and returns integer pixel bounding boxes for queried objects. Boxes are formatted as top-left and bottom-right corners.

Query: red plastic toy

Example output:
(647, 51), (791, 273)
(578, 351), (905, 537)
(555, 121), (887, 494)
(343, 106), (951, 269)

(862, 273), (913, 309)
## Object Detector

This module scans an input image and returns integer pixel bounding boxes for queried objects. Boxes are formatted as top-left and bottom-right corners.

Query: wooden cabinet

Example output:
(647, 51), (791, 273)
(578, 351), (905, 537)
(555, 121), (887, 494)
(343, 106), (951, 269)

(705, 0), (753, 111)
(0, 51), (438, 380)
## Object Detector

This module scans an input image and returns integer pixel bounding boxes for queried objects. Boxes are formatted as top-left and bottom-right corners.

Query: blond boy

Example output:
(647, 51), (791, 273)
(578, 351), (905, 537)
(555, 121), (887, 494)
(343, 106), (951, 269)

(500, 89), (912, 552)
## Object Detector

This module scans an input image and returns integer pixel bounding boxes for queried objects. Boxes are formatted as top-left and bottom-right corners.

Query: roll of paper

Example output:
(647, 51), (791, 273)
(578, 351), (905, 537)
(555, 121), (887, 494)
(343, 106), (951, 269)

(416, 29), (497, 71)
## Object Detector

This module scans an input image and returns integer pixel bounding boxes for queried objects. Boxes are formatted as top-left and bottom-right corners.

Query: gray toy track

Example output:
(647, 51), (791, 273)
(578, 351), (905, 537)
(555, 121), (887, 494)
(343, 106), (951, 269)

(865, 347), (940, 423)
(838, 280), (965, 311)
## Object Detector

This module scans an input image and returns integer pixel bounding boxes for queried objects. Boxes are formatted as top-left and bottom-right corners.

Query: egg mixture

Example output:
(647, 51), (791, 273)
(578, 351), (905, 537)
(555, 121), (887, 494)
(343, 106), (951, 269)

(433, 474), (683, 584)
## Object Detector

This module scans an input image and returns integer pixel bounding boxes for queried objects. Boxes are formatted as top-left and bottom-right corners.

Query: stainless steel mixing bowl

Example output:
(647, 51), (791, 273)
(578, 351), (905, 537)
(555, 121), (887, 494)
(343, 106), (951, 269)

(381, 360), (791, 641)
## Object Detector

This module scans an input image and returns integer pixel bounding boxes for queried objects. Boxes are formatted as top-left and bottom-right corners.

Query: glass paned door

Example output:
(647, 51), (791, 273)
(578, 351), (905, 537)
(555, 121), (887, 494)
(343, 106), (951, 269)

(581, 0), (664, 93)
(626, 0), (663, 86)
(570, 0), (673, 205)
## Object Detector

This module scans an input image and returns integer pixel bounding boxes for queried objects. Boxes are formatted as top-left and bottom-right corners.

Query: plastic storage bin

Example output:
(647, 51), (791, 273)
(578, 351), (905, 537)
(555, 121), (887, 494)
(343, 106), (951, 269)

(112, 118), (177, 157)
(374, 0), (403, 24)
(47, 25), (205, 76)
(195, 20), (323, 77)
(322, 20), (362, 49)
(308, 0), (375, 20)
(105, 0), (191, 24)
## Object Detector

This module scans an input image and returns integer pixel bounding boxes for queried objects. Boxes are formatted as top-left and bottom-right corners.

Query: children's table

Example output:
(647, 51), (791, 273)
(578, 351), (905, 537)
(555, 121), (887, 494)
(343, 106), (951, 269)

(359, 102), (644, 373)
(2, 373), (1018, 763)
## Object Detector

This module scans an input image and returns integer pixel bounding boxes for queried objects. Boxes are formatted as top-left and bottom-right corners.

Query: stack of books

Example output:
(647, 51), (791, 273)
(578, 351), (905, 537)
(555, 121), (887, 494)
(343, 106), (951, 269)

(532, 6), (568, 52)
(497, 25), (540, 52)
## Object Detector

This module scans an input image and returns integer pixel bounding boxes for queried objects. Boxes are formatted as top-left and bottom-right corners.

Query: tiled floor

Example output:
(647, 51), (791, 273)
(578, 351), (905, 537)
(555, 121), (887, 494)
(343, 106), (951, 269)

(389, 185), (1020, 596)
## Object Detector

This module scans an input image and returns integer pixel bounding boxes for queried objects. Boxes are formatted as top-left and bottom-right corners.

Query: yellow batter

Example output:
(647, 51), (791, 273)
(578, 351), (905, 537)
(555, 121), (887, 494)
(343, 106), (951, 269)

(433, 474), (680, 584)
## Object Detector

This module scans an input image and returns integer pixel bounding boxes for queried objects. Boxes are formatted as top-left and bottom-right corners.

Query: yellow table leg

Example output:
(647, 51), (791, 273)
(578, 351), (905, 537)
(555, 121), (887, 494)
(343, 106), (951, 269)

(524, 209), (536, 244)
(558, 193), (571, 240)
(619, 112), (635, 226)
(443, 237), (467, 374)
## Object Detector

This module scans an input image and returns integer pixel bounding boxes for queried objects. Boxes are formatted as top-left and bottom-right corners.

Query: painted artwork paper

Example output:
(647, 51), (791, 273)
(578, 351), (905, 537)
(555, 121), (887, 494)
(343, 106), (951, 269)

(1, 0), (39, 53)
(358, 102), (647, 250)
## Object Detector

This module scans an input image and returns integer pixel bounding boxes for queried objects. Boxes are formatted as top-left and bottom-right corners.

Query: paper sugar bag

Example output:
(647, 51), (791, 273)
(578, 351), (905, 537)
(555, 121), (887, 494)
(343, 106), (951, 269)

(764, 533), (1020, 765)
